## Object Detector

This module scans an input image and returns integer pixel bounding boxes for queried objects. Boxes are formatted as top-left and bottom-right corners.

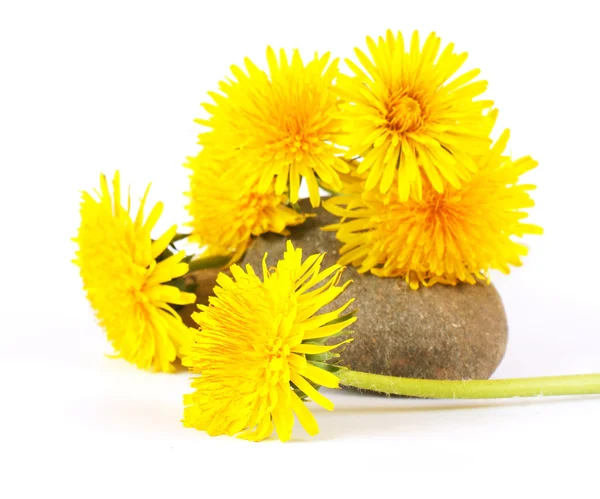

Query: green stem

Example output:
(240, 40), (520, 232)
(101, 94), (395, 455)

(338, 370), (600, 399)
(171, 233), (191, 244)
(188, 254), (232, 272)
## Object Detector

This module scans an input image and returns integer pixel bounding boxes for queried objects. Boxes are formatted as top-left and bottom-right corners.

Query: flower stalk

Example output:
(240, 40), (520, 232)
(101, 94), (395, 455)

(187, 254), (232, 272)
(338, 370), (600, 398)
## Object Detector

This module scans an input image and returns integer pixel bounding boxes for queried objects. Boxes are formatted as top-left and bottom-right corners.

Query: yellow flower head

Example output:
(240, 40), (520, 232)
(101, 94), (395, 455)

(182, 241), (356, 442)
(185, 152), (308, 262)
(324, 131), (543, 289)
(74, 172), (196, 372)
(318, 158), (369, 195)
(337, 30), (496, 201)
(197, 47), (349, 207)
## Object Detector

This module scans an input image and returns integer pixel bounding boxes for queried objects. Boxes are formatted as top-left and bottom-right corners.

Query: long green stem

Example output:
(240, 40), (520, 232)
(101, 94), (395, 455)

(188, 254), (232, 272)
(338, 370), (600, 399)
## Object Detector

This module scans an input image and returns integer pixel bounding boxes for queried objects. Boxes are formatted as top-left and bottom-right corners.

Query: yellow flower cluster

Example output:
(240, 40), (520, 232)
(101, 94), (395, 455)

(188, 30), (539, 286)
(187, 48), (346, 259)
(325, 131), (542, 288)
(73, 29), (545, 441)
(319, 31), (540, 286)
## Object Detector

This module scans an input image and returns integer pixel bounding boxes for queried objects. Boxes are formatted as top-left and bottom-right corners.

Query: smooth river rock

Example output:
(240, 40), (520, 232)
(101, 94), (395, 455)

(179, 268), (221, 329)
(241, 198), (508, 381)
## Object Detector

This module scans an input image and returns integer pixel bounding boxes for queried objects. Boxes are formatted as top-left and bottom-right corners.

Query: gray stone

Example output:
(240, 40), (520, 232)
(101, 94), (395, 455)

(241, 198), (508, 381)
(179, 268), (221, 329)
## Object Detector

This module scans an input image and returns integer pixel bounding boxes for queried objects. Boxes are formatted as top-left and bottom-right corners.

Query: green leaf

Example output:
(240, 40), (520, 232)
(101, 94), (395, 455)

(171, 232), (190, 244)
(154, 247), (174, 264)
(307, 360), (344, 375)
(168, 276), (196, 294)
(305, 352), (340, 363)
(188, 254), (232, 272)
(303, 310), (357, 345)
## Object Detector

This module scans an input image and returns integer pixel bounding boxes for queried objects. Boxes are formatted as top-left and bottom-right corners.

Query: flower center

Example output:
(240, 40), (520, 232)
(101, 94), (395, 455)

(266, 342), (291, 381)
(266, 113), (322, 157)
(421, 191), (467, 230)
(284, 122), (312, 153)
(385, 94), (423, 133)
(244, 189), (280, 228)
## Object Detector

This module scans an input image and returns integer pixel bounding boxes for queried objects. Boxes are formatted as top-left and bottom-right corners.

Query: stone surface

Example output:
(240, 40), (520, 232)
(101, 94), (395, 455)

(179, 268), (221, 329)
(241, 198), (508, 381)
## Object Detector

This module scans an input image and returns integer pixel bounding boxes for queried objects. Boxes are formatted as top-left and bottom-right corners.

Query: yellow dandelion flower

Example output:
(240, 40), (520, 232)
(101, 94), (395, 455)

(197, 47), (349, 207)
(337, 30), (496, 201)
(185, 152), (308, 262)
(182, 241), (356, 442)
(318, 158), (368, 195)
(74, 172), (196, 372)
(324, 130), (543, 289)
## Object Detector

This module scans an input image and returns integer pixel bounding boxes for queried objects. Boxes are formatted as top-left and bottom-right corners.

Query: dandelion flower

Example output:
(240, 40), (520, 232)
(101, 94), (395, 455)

(197, 47), (349, 207)
(183, 241), (600, 433)
(74, 172), (196, 372)
(317, 158), (367, 195)
(337, 30), (495, 201)
(185, 152), (308, 262)
(324, 130), (543, 289)
(182, 241), (356, 441)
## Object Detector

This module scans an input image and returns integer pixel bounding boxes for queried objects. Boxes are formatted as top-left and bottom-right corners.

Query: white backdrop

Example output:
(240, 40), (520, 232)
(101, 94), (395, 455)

(1, 1), (599, 497)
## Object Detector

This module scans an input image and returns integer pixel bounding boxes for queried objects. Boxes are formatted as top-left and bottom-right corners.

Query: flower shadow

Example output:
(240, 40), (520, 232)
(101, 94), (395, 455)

(297, 390), (599, 442)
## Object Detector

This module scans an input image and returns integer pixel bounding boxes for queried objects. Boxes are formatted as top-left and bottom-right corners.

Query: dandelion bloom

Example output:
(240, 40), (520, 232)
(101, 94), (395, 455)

(74, 172), (196, 372)
(324, 131), (543, 289)
(317, 158), (367, 195)
(197, 47), (349, 207)
(337, 30), (495, 201)
(182, 241), (356, 441)
(185, 152), (308, 262)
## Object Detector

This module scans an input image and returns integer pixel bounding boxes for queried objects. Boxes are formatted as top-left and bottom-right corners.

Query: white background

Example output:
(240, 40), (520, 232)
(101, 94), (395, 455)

(1, 0), (599, 497)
